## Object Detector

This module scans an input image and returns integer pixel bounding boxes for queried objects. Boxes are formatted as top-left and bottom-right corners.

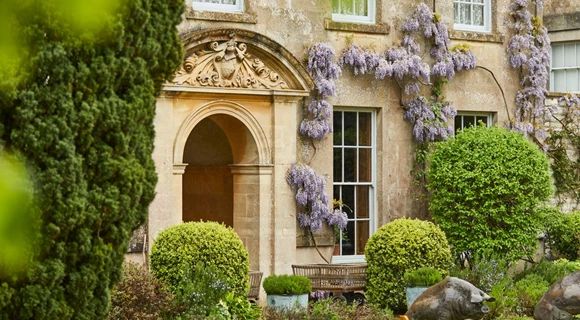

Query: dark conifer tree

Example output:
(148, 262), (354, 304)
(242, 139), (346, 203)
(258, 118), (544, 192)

(0, 0), (183, 318)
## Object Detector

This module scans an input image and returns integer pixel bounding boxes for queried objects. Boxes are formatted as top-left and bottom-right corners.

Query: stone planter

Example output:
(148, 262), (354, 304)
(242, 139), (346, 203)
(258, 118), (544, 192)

(266, 294), (309, 310)
(406, 286), (429, 308)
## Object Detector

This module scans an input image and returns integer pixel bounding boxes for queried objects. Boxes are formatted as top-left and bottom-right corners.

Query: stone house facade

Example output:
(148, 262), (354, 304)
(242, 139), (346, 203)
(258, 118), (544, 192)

(127, 0), (563, 279)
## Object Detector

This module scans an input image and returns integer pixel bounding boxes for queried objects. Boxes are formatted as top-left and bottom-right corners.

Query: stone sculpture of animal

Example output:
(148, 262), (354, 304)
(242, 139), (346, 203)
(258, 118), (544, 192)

(534, 271), (580, 320)
(405, 277), (495, 320)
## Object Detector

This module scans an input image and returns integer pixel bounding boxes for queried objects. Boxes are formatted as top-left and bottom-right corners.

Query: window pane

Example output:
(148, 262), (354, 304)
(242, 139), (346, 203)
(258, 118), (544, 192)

(473, 0), (484, 3)
(333, 112), (342, 145)
(333, 185), (340, 202)
(564, 43), (576, 67)
(454, 3), (460, 24)
(356, 186), (369, 218)
(333, 148), (343, 182)
(552, 45), (564, 68)
(463, 115), (476, 128)
(476, 116), (488, 126)
(358, 112), (371, 146)
(566, 69), (579, 91)
(577, 43), (580, 66)
(344, 148), (357, 182)
(454, 115), (462, 133)
(343, 112), (357, 146)
(355, 0), (368, 16)
(358, 148), (371, 182)
(473, 4), (484, 26)
(342, 221), (355, 255)
(332, 0), (340, 13)
(554, 70), (566, 91)
(342, 185), (355, 219)
(460, 3), (471, 25)
(356, 220), (369, 255)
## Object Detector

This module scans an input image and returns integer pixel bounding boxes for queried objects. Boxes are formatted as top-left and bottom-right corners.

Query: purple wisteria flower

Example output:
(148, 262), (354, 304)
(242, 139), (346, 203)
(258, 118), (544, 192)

(287, 164), (348, 232)
(302, 43), (341, 140)
(507, 0), (551, 136)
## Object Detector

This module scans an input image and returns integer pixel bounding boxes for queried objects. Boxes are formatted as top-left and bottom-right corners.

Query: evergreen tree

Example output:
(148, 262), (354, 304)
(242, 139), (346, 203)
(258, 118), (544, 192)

(0, 0), (183, 318)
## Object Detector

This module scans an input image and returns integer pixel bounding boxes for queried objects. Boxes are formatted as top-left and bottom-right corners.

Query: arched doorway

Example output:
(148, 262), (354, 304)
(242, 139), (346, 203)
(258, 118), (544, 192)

(182, 114), (259, 227)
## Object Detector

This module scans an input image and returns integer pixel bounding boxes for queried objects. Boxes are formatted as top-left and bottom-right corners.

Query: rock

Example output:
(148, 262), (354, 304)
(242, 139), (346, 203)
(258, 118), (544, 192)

(534, 271), (580, 320)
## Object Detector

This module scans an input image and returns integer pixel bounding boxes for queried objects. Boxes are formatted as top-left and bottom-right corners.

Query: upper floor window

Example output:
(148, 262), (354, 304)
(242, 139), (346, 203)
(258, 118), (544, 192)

(453, 0), (491, 33)
(192, 0), (243, 13)
(332, 0), (375, 24)
(550, 42), (580, 93)
(454, 112), (493, 134)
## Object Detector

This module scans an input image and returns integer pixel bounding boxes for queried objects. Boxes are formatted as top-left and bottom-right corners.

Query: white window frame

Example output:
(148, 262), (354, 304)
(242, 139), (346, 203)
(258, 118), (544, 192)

(454, 112), (493, 134)
(332, 0), (376, 25)
(192, 0), (243, 13)
(550, 42), (580, 93)
(453, 0), (492, 33)
(331, 108), (377, 264)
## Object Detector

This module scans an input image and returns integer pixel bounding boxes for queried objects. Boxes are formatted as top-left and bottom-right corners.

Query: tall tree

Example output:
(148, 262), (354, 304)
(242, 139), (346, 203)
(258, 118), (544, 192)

(0, 0), (183, 318)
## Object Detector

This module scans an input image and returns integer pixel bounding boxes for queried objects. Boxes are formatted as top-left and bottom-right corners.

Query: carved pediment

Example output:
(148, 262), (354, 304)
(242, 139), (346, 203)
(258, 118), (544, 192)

(171, 33), (289, 90)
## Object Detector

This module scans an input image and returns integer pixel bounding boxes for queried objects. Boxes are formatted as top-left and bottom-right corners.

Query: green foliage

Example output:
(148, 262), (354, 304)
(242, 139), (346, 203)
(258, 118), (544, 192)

(207, 292), (261, 320)
(427, 126), (553, 261)
(107, 262), (177, 320)
(0, 153), (39, 281)
(262, 275), (312, 295)
(449, 249), (511, 292)
(0, 0), (184, 318)
(403, 267), (443, 287)
(512, 274), (549, 315)
(150, 222), (250, 298)
(365, 218), (452, 311)
(170, 263), (233, 318)
(516, 259), (580, 284)
(541, 208), (580, 260)
(309, 299), (394, 320)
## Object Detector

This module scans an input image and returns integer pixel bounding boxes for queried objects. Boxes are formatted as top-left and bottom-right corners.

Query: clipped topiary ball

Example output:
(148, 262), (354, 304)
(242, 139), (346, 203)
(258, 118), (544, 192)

(427, 126), (553, 261)
(150, 221), (249, 296)
(365, 218), (452, 311)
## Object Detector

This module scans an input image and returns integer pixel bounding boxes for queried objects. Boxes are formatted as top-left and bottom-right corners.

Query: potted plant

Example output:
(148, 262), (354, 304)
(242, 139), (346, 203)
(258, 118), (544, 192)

(403, 267), (443, 308)
(263, 274), (312, 310)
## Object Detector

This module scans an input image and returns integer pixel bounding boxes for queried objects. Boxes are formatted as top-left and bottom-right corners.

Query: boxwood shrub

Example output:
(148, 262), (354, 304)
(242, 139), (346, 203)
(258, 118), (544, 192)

(150, 221), (249, 296)
(262, 275), (311, 295)
(365, 218), (452, 311)
(427, 126), (553, 261)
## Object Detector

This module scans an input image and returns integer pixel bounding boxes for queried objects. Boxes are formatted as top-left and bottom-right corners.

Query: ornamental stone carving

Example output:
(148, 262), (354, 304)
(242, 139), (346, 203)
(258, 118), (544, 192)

(171, 33), (289, 90)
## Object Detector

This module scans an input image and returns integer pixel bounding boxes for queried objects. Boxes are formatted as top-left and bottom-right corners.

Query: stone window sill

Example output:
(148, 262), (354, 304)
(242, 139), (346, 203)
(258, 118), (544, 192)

(450, 30), (504, 43)
(185, 7), (257, 24)
(324, 18), (389, 35)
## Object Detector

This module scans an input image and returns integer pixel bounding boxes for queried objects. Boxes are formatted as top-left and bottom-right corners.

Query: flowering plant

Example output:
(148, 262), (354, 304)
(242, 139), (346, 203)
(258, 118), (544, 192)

(286, 164), (347, 233)
(340, 3), (476, 143)
(506, 0), (551, 143)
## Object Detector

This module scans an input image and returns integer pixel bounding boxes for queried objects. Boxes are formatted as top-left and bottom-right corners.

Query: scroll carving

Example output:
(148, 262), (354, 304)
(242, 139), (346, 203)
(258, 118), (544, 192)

(172, 33), (289, 89)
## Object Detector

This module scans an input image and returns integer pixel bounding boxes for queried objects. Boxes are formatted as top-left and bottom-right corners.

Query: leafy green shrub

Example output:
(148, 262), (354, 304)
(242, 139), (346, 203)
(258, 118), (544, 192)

(541, 208), (580, 260)
(365, 218), (452, 311)
(262, 275), (311, 295)
(171, 263), (233, 318)
(207, 292), (261, 320)
(150, 222), (249, 297)
(0, 0), (184, 318)
(428, 126), (553, 261)
(516, 259), (580, 284)
(449, 249), (511, 292)
(309, 299), (394, 320)
(404, 267), (443, 287)
(513, 274), (549, 316)
(107, 262), (176, 320)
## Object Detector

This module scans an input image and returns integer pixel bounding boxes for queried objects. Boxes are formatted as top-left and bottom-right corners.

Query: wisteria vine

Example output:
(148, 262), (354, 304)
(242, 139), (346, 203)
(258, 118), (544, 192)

(287, 44), (347, 237)
(506, 0), (551, 143)
(546, 94), (580, 208)
(340, 3), (477, 143)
